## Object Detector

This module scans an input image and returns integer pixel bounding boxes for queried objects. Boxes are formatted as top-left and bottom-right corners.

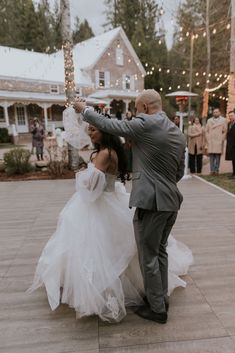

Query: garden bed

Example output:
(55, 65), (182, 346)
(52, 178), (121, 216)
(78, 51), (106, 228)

(0, 169), (75, 182)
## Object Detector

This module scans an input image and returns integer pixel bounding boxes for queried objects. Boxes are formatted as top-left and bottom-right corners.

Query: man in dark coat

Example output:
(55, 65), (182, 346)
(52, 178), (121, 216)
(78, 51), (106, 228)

(225, 110), (235, 178)
(31, 118), (44, 161)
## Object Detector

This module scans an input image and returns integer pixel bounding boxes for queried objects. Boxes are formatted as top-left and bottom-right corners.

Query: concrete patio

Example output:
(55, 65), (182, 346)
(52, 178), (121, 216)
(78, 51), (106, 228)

(1, 176), (235, 353)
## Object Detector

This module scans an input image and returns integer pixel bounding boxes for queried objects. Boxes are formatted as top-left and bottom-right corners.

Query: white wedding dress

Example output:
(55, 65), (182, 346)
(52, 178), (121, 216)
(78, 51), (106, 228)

(28, 163), (193, 322)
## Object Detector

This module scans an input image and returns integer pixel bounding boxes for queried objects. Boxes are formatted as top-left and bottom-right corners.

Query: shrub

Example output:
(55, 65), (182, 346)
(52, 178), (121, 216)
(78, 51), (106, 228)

(47, 142), (68, 178)
(4, 148), (33, 175)
(0, 128), (11, 143)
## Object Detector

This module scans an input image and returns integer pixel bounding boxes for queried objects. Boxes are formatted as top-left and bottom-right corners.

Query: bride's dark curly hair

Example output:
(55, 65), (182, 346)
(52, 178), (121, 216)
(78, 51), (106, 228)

(91, 130), (127, 183)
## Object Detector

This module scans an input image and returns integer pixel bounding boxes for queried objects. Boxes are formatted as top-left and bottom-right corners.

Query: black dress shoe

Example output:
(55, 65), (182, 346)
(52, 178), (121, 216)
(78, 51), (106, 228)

(143, 296), (169, 312)
(135, 305), (167, 324)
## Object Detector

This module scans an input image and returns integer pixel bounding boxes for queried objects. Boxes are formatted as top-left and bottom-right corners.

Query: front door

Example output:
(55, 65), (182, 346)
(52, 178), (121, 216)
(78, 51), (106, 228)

(15, 105), (28, 133)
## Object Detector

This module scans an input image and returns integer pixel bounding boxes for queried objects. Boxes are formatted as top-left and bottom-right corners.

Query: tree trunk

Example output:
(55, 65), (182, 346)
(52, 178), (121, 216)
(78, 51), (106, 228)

(60, 0), (80, 170)
(201, 0), (211, 120)
(227, 0), (235, 114)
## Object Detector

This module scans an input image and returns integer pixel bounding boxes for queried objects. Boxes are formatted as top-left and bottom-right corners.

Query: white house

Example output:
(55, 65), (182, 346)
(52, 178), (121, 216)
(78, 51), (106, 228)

(0, 27), (146, 135)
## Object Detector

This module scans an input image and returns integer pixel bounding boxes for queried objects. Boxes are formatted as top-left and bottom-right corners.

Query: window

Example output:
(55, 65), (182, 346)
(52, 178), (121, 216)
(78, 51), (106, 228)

(50, 85), (59, 94)
(123, 75), (135, 90)
(116, 48), (124, 66)
(0, 107), (4, 122)
(16, 106), (26, 125)
(125, 75), (131, 90)
(99, 71), (105, 87)
(95, 71), (110, 88)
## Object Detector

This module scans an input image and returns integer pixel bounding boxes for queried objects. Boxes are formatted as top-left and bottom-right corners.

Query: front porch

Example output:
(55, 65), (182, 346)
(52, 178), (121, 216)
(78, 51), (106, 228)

(88, 89), (138, 118)
(0, 90), (66, 135)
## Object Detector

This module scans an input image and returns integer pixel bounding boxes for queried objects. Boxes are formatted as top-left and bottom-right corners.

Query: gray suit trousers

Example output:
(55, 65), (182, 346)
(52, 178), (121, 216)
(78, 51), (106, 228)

(133, 208), (178, 313)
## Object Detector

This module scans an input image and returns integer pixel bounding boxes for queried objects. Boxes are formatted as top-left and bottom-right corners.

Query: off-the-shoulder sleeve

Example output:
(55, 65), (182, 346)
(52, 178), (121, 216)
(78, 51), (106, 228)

(75, 164), (106, 202)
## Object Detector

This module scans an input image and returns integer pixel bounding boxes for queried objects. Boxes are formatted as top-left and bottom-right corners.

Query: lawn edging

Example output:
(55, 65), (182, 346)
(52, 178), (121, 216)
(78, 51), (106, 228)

(194, 175), (235, 198)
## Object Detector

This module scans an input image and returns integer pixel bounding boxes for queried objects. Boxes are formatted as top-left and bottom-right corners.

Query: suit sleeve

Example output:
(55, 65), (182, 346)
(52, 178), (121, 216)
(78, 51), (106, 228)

(82, 109), (146, 139)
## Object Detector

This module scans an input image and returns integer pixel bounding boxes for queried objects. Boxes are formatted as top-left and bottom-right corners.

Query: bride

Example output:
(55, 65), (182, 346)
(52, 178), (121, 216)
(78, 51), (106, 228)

(28, 115), (193, 323)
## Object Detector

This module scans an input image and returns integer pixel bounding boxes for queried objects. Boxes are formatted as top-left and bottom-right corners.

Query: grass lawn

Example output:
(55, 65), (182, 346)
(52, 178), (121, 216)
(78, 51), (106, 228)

(201, 173), (235, 195)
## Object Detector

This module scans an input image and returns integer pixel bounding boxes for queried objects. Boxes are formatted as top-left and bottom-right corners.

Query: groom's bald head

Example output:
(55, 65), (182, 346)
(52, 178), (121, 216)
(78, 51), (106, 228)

(135, 89), (162, 115)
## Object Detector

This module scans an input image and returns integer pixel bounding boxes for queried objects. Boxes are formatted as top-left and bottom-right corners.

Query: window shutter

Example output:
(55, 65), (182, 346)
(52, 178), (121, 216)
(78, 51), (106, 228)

(105, 71), (110, 88)
(116, 48), (124, 66)
(130, 76), (135, 90)
(122, 74), (126, 90)
(95, 70), (99, 88)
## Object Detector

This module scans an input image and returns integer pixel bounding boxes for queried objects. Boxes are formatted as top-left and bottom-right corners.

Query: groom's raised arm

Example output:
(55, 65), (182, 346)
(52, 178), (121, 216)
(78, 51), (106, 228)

(82, 108), (146, 138)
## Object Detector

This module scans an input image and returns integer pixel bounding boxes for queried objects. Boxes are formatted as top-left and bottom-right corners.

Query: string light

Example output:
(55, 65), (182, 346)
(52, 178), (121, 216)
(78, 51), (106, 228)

(206, 75), (230, 92)
(62, 41), (76, 106)
(175, 21), (231, 43)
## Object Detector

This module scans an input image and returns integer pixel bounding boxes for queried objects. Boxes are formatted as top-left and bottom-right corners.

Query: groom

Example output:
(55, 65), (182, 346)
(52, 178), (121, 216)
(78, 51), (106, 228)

(74, 90), (186, 324)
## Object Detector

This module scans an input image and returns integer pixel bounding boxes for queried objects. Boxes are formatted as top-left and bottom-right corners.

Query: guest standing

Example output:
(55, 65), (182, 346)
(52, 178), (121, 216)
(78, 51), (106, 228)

(31, 118), (44, 161)
(205, 108), (227, 175)
(225, 110), (235, 179)
(188, 117), (204, 174)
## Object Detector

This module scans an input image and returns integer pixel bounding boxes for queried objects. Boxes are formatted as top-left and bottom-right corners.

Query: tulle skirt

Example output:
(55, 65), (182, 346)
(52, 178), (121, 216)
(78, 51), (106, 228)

(28, 183), (193, 322)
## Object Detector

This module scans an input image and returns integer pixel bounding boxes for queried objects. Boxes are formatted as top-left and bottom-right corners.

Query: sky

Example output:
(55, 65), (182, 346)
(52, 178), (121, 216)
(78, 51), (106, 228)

(46, 0), (182, 48)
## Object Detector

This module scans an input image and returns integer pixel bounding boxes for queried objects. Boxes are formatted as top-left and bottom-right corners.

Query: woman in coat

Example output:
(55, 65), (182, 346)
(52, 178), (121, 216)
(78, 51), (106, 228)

(187, 117), (204, 174)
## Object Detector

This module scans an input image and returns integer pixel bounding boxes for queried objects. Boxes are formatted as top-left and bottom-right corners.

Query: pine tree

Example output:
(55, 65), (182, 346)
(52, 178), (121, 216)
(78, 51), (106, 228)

(169, 0), (230, 112)
(0, 0), (39, 49)
(72, 18), (94, 44)
(0, 0), (62, 52)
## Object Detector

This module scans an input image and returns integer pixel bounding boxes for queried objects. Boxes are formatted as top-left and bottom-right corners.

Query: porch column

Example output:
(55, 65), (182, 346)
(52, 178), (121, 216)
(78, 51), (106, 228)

(105, 99), (111, 114)
(43, 104), (48, 130)
(124, 99), (131, 113)
(3, 102), (10, 127)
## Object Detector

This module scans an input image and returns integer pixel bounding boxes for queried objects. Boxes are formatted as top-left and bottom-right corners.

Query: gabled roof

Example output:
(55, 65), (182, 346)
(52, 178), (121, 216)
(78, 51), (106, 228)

(71, 27), (146, 75)
(0, 27), (145, 85)
(0, 46), (92, 86)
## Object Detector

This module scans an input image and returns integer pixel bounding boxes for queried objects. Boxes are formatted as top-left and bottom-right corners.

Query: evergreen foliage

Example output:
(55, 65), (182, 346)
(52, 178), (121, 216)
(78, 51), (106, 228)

(0, 0), (94, 52)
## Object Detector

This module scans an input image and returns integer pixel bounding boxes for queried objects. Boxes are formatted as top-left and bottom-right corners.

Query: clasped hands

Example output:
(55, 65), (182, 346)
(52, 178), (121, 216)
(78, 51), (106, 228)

(73, 97), (86, 113)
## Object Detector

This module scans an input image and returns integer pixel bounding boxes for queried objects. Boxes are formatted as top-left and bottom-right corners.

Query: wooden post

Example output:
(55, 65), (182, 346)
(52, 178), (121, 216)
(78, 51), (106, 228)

(188, 34), (194, 117)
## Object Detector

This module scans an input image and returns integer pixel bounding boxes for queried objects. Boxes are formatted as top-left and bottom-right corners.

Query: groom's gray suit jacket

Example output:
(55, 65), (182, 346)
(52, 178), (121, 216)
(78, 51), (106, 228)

(83, 109), (186, 211)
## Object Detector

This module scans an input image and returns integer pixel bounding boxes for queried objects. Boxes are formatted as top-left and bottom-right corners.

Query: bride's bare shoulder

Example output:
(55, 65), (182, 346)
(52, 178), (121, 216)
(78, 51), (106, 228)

(93, 149), (118, 173)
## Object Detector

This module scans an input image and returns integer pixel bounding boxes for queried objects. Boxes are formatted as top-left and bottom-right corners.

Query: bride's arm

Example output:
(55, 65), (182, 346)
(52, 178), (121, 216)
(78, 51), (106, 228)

(75, 163), (107, 202)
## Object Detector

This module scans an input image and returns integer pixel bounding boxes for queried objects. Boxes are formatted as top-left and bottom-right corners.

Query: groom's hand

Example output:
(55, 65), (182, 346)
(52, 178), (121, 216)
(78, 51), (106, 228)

(73, 97), (86, 113)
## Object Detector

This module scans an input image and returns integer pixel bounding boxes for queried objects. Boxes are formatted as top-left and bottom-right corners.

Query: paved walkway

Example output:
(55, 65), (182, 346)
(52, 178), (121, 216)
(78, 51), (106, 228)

(1, 177), (235, 352)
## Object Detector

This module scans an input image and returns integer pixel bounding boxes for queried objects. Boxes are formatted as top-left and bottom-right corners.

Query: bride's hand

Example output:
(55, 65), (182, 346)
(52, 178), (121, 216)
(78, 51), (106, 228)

(74, 97), (86, 113)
